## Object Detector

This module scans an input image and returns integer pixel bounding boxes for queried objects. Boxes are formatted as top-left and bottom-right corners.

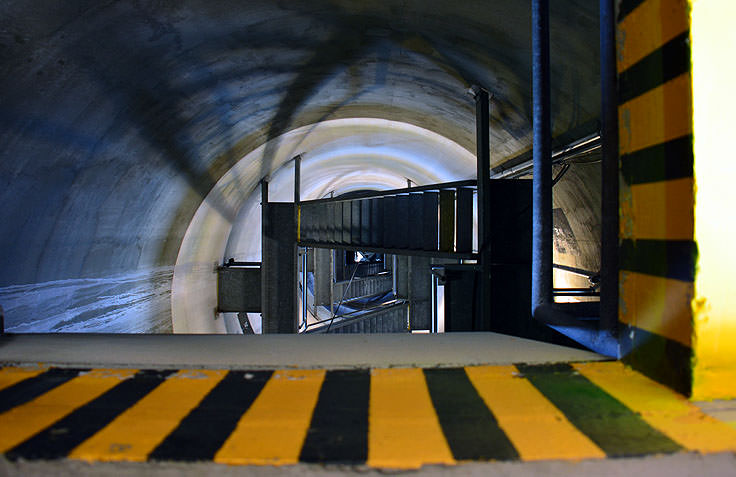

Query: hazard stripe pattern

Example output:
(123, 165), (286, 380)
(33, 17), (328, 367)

(1, 362), (736, 467)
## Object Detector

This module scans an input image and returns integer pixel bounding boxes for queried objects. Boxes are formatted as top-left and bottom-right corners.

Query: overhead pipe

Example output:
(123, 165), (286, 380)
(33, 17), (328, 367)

(531, 0), (553, 316)
(553, 288), (601, 297)
(491, 132), (601, 180)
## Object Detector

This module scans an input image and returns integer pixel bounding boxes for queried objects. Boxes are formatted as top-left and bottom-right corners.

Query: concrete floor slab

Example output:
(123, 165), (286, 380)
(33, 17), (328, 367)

(0, 332), (604, 369)
(3, 453), (736, 477)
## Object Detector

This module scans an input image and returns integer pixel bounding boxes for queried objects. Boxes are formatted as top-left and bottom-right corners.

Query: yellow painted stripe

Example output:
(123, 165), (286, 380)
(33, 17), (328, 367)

(693, 366), (736, 402)
(0, 366), (47, 392)
(617, 0), (690, 73)
(68, 369), (227, 462)
(215, 369), (325, 465)
(465, 365), (605, 461)
(0, 369), (137, 453)
(619, 270), (693, 347)
(574, 362), (736, 452)
(367, 368), (454, 469)
(619, 73), (692, 155)
(621, 177), (694, 240)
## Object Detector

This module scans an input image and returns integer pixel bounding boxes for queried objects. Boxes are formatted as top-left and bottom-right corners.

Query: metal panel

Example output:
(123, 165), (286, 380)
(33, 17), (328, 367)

(383, 196), (396, 248)
(370, 198), (382, 247)
(351, 200), (361, 245)
(439, 190), (455, 252)
(261, 202), (297, 334)
(342, 201), (351, 245)
(395, 194), (410, 249)
(330, 202), (340, 243)
(217, 267), (261, 312)
(489, 180), (532, 264)
(456, 187), (473, 253)
(422, 192), (439, 251)
(360, 199), (371, 246)
(408, 193), (424, 250)
(317, 203), (327, 242)
(300, 204), (312, 241)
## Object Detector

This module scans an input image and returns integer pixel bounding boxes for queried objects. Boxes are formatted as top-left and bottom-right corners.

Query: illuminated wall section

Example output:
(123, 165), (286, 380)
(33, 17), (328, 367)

(690, 0), (736, 400)
(616, 0), (695, 395)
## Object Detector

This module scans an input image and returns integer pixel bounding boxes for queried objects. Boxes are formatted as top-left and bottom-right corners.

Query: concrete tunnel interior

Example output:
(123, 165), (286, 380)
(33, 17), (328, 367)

(0, 1), (604, 340)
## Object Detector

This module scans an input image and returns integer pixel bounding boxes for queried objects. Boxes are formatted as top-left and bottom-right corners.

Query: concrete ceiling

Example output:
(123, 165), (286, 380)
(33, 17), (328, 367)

(0, 0), (601, 332)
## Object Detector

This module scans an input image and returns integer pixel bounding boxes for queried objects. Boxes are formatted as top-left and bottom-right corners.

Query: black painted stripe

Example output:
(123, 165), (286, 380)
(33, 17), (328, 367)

(6, 369), (173, 460)
(148, 370), (272, 462)
(621, 135), (693, 185)
(620, 325), (693, 396)
(423, 368), (518, 461)
(620, 239), (697, 282)
(0, 368), (82, 414)
(517, 363), (682, 457)
(619, 31), (690, 104)
(618, 0), (646, 23)
(299, 369), (369, 464)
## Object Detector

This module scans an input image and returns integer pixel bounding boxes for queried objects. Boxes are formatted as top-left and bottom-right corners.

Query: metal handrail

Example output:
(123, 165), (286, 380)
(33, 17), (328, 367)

(299, 179), (477, 205)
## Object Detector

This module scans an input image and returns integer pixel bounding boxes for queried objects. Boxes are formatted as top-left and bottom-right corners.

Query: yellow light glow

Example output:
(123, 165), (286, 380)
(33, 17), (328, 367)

(691, 0), (736, 399)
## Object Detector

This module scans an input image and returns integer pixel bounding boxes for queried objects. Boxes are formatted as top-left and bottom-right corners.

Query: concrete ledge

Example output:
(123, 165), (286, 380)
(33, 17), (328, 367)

(0, 332), (604, 370)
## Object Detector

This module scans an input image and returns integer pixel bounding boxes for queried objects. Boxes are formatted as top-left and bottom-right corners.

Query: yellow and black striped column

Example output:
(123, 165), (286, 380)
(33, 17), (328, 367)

(2, 363), (736, 468)
(616, 0), (695, 395)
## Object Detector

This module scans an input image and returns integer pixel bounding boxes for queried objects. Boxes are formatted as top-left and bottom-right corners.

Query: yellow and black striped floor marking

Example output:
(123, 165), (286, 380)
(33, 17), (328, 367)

(1, 362), (736, 469)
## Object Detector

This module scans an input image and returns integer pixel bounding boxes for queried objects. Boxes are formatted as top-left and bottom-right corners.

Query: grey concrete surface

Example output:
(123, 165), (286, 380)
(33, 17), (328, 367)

(0, 332), (603, 370)
(696, 400), (736, 428)
(2, 452), (735, 477)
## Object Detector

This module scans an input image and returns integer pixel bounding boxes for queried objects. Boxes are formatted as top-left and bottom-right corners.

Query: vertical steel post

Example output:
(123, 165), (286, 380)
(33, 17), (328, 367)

(260, 178), (269, 330)
(431, 273), (438, 333)
(531, 0), (553, 315)
(330, 249), (335, 319)
(294, 154), (301, 204)
(600, 0), (619, 333)
(475, 88), (492, 330)
(302, 247), (308, 329)
(294, 155), (303, 329)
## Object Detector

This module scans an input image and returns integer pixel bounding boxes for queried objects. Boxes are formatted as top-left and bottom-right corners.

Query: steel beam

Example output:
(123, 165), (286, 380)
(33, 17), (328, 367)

(600, 0), (619, 333)
(475, 88), (492, 330)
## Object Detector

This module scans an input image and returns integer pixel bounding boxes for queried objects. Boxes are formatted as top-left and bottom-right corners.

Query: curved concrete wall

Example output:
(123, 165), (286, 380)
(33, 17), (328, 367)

(0, 1), (602, 332)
